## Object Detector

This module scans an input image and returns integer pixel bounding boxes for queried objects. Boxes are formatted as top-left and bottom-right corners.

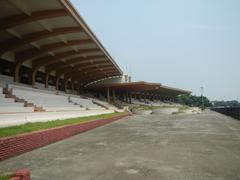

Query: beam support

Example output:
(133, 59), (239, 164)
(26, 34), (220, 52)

(0, 27), (82, 55)
(0, 9), (68, 32)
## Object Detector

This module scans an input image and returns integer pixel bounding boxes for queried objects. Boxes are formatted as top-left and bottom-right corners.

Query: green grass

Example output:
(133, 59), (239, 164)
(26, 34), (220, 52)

(0, 175), (11, 180)
(0, 112), (127, 138)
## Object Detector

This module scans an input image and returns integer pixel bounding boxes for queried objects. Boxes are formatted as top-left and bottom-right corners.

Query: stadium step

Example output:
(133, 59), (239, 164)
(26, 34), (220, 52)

(34, 106), (46, 112)
(5, 93), (17, 99)
(24, 102), (34, 107)
(92, 100), (108, 109)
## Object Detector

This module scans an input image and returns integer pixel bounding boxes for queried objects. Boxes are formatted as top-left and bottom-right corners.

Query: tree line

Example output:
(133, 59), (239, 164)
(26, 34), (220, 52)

(176, 94), (212, 108)
(212, 100), (240, 108)
(176, 94), (240, 108)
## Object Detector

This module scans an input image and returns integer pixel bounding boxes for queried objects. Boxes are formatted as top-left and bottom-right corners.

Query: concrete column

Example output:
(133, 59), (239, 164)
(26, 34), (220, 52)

(45, 73), (50, 88)
(143, 93), (146, 103)
(71, 82), (74, 93)
(77, 83), (81, 94)
(31, 70), (36, 86)
(123, 93), (126, 102)
(129, 92), (132, 104)
(55, 78), (60, 90)
(112, 88), (116, 103)
(134, 94), (137, 99)
(14, 63), (21, 83)
(107, 88), (110, 103)
(125, 91), (129, 103)
(64, 80), (68, 92)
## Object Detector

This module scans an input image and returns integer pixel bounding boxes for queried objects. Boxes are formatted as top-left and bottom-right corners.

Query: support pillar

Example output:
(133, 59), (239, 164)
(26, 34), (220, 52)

(71, 82), (74, 93)
(14, 62), (21, 83)
(112, 88), (116, 103)
(107, 88), (110, 103)
(134, 93), (137, 99)
(45, 73), (50, 88)
(55, 78), (60, 91)
(123, 93), (126, 103)
(77, 82), (81, 94)
(64, 80), (69, 92)
(143, 93), (146, 103)
(129, 92), (132, 104)
(126, 91), (129, 103)
(31, 70), (36, 86)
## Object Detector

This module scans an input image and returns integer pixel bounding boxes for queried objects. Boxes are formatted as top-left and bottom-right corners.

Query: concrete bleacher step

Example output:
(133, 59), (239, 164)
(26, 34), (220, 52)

(15, 97), (26, 103)
(44, 107), (85, 112)
(0, 107), (34, 113)
(34, 106), (46, 112)
(5, 94), (17, 99)
(24, 102), (34, 107)
(0, 98), (15, 103)
(92, 101), (108, 109)
(0, 102), (24, 107)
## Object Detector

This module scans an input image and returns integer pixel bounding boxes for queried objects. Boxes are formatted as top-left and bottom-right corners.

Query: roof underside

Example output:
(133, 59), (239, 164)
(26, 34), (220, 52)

(88, 81), (191, 97)
(0, 0), (122, 85)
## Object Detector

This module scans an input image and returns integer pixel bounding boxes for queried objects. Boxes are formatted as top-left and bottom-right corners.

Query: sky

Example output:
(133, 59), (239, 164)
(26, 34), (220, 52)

(70, 0), (240, 101)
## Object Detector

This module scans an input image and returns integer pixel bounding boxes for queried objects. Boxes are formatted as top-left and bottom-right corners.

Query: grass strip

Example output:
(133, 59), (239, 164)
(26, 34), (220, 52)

(0, 175), (11, 180)
(0, 112), (127, 138)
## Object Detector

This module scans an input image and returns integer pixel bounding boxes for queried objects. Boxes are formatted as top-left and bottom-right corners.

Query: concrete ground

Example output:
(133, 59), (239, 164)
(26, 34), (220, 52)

(1, 110), (240, 180)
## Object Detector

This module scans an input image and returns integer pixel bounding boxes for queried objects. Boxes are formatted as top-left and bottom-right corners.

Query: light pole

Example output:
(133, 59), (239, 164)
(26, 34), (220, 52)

(201, 86), (204, 110)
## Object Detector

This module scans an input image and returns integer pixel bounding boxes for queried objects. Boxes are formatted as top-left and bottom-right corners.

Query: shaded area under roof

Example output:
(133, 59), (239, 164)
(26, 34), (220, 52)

(87, 81), (191, 97)
(0, 0), (122, 87)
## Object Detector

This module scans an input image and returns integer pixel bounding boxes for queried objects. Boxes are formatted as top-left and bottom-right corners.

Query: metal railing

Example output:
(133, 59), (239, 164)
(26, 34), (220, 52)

(212, 107), (240, 120)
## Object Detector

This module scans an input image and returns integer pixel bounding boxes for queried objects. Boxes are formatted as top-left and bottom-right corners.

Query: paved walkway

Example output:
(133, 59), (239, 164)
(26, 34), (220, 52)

(1, 110), (240, 180)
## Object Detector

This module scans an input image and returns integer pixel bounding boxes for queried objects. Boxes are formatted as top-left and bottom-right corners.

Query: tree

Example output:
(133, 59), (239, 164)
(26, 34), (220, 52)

(176, 94), (212, 108)
(212, 100), (240, 107)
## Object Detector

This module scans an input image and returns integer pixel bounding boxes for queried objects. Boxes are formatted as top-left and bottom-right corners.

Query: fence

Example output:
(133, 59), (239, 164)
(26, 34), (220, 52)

(212, 107), (240, 120)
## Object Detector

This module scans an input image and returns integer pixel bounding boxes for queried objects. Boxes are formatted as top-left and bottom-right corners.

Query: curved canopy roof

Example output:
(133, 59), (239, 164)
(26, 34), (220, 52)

(0, 0), (122, 85)
(87, 81), (191, 97)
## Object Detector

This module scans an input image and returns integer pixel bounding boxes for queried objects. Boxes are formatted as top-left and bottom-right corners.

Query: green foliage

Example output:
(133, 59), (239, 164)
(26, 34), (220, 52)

(212, 100), (240, 107)
(0, 175), (11, 180)
(176, 94), (212, 108)
(0, 112), (127, 138)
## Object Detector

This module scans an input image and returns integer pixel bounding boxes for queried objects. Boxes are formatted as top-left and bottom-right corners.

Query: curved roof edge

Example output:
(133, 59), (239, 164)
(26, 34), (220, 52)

(58, 0), (123, 75)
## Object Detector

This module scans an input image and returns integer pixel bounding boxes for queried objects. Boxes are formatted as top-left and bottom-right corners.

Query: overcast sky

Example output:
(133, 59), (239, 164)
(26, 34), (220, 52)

(71, 0), (240, 101)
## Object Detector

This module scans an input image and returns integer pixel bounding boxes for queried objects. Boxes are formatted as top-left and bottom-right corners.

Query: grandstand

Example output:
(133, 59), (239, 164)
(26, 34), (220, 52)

(0, 0), (190, 127)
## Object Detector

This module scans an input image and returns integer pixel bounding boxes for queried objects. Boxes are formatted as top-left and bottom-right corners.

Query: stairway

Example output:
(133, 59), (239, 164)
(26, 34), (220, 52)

(4, 88), (46, 112)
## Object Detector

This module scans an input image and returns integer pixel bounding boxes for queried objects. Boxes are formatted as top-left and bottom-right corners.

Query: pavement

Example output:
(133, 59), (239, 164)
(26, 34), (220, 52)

(0, 110), (240, 180)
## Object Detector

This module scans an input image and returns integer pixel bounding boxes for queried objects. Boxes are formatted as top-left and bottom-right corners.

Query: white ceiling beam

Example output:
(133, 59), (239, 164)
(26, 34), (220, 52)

(9, 0), (31, 16)
(6, 29), (22, 39)
(58, 35), (68, 44)
(38, 20), (52, 32)
(30, 42), (40, 49)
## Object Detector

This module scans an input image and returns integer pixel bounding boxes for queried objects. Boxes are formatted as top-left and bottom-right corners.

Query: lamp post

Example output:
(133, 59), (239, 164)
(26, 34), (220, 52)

(201, 86), (204, 110)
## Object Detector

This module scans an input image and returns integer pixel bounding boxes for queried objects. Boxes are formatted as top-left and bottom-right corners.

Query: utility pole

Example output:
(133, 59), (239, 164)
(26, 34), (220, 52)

(201, 86), (204, 110)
